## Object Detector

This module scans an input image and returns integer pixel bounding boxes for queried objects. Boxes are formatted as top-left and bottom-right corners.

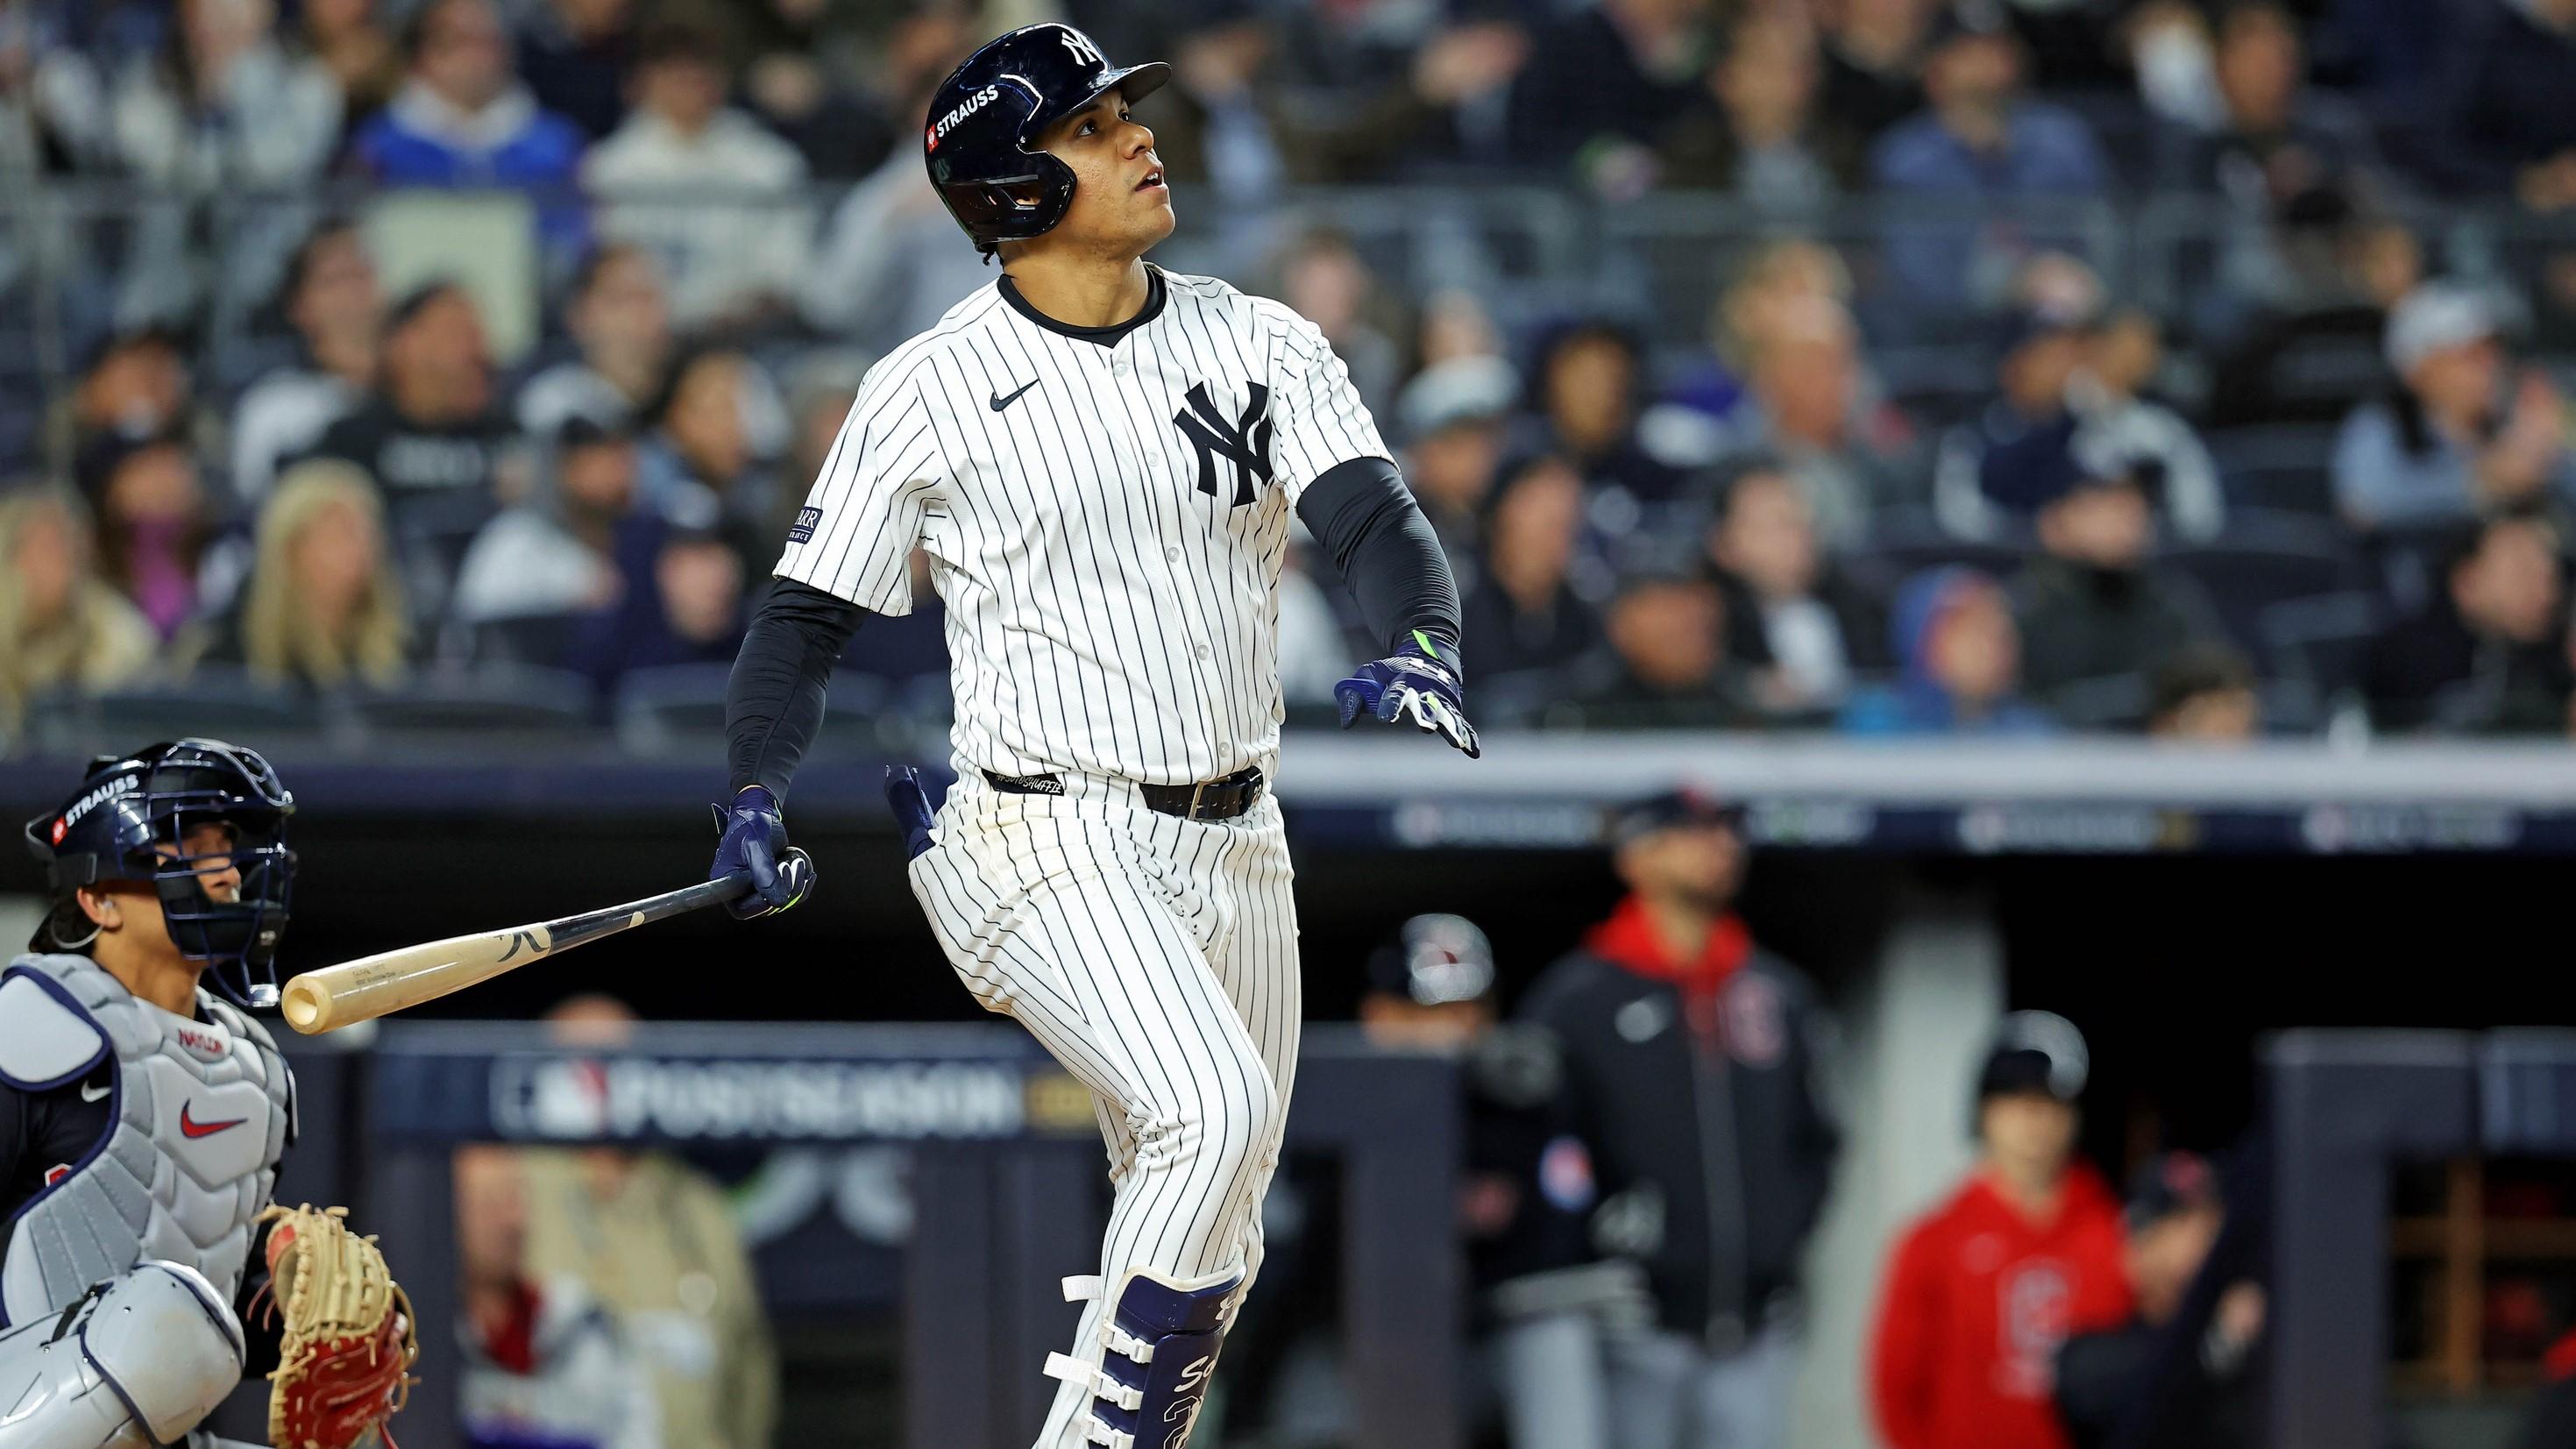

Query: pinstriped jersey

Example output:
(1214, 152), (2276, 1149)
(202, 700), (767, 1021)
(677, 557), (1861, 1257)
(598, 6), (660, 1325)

(775, 265), (1388, 785)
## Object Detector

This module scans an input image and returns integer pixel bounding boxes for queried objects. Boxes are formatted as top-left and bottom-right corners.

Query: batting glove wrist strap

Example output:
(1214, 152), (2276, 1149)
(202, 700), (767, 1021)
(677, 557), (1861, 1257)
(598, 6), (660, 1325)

(1333, 631), (1481, 758)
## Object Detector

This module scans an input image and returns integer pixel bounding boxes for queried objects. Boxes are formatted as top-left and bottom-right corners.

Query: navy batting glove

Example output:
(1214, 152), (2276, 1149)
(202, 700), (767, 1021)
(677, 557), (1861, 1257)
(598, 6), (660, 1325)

(1335, 631), (1480, 758)
(710, 785), (815, 919)
(885, 766), (937, 860)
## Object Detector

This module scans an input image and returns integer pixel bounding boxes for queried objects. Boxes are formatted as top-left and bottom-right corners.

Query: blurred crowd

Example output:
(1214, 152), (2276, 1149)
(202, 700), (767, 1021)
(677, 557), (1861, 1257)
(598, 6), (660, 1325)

(11, 0), (2576, 748)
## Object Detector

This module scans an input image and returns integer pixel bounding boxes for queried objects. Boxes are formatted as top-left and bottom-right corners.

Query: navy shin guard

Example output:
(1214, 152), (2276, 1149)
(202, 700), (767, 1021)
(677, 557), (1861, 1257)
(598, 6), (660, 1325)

(1047, 1266), (1239, 1449)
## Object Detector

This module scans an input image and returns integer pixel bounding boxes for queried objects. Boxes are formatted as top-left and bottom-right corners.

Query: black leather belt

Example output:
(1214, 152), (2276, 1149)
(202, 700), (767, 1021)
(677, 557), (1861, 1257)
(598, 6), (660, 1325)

(983, 765), (1266, 821)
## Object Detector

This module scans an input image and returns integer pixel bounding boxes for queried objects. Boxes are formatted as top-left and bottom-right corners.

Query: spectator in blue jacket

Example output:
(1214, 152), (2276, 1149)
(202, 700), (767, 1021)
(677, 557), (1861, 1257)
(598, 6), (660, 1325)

(567, 523), (744, 696)
(1842, 566), (2054, 735)
(350, 0), (583, 192)
(2333, 283), (2575, 534)
(1869, 1), (2108, 320)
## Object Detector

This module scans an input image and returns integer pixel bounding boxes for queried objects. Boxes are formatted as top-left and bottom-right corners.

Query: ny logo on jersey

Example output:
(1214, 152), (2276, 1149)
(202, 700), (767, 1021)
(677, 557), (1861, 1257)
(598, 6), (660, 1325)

(1059, 27), (1103, 67)
(1174, 381), (1273, 508)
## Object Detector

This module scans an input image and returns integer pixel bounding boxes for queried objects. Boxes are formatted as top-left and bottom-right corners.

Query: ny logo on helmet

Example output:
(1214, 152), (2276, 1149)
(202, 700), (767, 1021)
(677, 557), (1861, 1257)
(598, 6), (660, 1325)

(1059, 27), (1103, 67)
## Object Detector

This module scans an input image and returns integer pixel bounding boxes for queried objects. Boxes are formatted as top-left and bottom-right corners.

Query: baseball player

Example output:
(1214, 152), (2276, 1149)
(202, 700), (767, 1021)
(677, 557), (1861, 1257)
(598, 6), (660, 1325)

(708, 22), (1477, 1449)
(0, 739), (409, 1449)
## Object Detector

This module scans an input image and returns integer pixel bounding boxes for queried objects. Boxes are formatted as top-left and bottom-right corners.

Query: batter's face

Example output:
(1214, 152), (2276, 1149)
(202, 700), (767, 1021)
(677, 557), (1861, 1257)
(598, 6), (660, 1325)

(1029, 89), (1172, 259)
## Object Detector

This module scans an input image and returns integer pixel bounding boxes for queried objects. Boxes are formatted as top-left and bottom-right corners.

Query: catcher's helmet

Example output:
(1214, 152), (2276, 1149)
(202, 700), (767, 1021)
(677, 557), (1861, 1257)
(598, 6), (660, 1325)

(23, 738), (296, 1009)
(923, 23), (1170, 254)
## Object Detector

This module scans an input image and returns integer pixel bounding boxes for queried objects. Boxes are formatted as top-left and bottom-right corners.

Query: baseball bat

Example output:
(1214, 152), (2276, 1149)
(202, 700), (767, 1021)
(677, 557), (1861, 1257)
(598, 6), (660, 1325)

(277, 874), (755, 1034)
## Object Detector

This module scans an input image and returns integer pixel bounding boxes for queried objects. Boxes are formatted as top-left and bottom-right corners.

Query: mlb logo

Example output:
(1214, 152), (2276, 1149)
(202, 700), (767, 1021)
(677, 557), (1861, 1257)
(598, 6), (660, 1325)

(789, 507), (824, 544)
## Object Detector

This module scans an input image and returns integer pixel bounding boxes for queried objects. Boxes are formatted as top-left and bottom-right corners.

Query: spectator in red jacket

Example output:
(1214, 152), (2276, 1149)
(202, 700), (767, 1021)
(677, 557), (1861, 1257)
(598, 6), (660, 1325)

(1869, 1012), (2134, 1449)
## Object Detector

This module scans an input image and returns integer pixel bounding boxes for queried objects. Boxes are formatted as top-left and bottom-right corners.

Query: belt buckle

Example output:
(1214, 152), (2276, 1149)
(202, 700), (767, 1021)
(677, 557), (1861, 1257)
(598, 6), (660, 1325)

(1188, 779), (1210, 819)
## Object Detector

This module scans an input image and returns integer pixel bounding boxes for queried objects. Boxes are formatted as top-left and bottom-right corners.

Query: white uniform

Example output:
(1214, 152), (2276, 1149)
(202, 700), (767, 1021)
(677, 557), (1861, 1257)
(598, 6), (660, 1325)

(777, 265), (1386, 1447)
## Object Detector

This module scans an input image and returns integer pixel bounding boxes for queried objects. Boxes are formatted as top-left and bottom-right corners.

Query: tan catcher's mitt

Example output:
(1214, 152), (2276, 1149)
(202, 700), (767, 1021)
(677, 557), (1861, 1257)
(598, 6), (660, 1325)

(257, 1204), (420, 1449)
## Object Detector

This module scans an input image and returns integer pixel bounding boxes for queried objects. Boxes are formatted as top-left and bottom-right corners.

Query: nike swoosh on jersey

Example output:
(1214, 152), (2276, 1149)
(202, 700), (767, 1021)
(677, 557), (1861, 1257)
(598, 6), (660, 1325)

(179, 1103), (248, 1139)
(990, 379), (1040, 411)
(79, 1080), (110, 1103)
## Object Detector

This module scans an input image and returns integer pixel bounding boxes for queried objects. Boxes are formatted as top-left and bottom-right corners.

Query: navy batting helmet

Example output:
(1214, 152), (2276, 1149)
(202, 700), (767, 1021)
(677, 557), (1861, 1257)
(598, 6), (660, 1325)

(23, 738), (296, 1009)
(923, 23), (1169, 255)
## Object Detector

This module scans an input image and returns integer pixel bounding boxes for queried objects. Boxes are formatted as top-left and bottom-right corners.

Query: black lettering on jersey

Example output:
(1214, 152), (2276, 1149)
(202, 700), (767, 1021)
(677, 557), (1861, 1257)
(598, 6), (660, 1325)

(1174, 380), (1273, 508)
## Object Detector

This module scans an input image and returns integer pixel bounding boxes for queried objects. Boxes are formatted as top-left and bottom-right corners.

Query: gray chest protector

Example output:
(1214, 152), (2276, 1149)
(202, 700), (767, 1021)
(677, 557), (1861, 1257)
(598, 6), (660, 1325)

(0, 954), (295, 1329)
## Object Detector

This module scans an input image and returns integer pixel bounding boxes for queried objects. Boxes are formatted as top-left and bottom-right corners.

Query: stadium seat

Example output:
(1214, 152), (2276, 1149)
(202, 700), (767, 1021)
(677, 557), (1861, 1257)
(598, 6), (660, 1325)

(25, 670), (330, 757)
(339, 666), (598, 750)
(2206, 424), (2341, 515)
(2160, 514), (2365, 654)
(612, 662), (739, 754)
(1847, 508), (2031, 599)
(2044, 671), (2153, 732)
(472, 612), (594, 670)
(614, 665), (893, 756)
(2258, 590), (2381, 702)
(1876, 345), (1997, 430)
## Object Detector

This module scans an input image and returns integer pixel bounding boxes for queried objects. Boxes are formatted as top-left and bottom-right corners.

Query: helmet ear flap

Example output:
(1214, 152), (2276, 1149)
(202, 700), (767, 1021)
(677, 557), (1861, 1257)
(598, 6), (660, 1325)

(938, 150), (1079, 246)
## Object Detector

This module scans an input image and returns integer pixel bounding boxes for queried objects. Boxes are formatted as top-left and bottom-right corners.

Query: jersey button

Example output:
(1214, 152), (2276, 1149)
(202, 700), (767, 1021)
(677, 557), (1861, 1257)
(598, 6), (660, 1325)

(1195, 644), (1210, 660)
(1166, 546), (1181, 563)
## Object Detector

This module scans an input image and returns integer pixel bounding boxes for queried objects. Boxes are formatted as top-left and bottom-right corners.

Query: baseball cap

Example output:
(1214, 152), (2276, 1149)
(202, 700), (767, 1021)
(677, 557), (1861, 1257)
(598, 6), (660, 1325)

(1364, 913), (1497, 1005)
(1976, 1010), (2090, 1103)
(1924, 0), (2014, 54)
(1397, 356), (1519, 442)
(1607, 786), (1743, 848)
(2124, 1150), (2221, 1231)
(1994, 297), (2097, 359)
(1977, 416), (2153, 515)
(2384, 282), (2494, 375)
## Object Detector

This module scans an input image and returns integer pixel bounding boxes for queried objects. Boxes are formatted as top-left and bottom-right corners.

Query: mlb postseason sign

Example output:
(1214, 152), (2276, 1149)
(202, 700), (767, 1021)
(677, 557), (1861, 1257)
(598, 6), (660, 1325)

(367, 1024), (1097, 1146)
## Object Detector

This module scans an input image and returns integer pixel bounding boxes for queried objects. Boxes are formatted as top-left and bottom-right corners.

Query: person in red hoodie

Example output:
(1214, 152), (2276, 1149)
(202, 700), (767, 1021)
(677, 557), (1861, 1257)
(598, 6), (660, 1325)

(1521, 787), (1841, 1449)
(1869, 1011), (2134, 1449)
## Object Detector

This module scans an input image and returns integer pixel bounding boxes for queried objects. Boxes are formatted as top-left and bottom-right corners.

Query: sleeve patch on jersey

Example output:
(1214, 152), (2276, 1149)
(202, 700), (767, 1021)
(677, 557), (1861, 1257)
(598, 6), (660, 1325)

(0, 970), (111, 1090)
(789, 507), (824, 544)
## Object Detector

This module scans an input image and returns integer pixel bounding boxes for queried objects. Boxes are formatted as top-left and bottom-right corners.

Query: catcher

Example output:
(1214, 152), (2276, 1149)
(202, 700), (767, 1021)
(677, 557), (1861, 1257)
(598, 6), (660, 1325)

(0, 739), (415, 1449)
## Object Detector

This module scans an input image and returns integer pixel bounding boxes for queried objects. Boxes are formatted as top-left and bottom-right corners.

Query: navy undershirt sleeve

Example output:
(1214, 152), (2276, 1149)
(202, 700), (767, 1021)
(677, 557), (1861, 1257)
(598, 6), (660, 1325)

(725, 579), (869, 798)
(1295, 456), (1465, 677)
(0, 1082), (29, 1218)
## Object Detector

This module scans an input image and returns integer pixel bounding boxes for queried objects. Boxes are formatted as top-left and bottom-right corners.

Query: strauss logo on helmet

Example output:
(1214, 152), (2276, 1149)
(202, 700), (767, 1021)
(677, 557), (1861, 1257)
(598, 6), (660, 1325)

(928, 84), (1001, 153)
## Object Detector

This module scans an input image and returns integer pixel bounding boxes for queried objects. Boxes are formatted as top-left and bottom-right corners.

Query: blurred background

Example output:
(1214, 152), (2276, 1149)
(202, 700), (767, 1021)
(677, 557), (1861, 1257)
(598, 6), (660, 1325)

(4, 0), (2576, 1445)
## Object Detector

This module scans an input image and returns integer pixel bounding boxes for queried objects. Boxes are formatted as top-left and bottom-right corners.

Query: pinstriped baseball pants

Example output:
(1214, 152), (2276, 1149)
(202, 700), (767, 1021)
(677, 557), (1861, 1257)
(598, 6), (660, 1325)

(905, 770), (1299, 1449)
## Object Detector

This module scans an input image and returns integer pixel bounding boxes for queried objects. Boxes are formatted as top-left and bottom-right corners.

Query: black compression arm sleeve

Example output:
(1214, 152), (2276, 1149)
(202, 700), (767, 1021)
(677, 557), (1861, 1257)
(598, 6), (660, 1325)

(0, 1083), (27, 1210)
(726, 579), (868, 798)
(1295, 457), (1465, 674)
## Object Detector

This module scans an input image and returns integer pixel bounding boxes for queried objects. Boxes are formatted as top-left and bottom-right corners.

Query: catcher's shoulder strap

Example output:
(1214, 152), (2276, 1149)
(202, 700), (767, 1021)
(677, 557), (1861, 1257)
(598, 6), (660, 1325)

(0, 958), (111, 1091)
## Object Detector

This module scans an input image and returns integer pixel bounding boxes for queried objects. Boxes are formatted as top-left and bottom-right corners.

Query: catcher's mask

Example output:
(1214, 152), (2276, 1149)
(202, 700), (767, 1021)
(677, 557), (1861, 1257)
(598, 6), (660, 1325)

(23, 738), (296, 1009)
